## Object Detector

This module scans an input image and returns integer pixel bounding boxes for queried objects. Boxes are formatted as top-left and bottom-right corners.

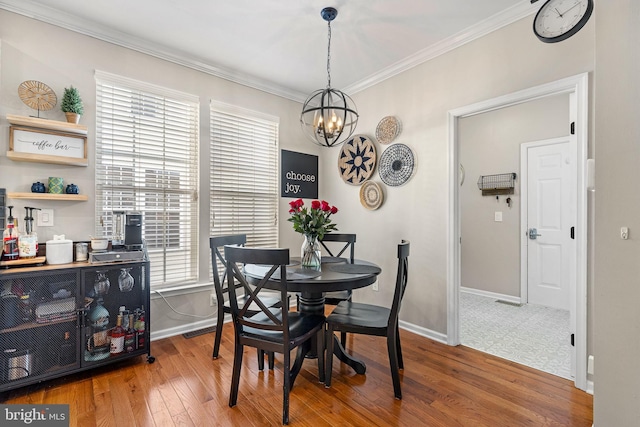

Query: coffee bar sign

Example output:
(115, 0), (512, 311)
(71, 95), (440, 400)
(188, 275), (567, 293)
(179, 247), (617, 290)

(9, 126), (88, 166)
(281, 150), (318, 199)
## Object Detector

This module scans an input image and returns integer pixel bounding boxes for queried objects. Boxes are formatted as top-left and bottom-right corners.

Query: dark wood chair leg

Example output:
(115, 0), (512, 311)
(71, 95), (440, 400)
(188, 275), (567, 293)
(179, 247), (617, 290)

(325, 325), (335, 387)
(395, 325), (404, 370)
(212, 308), (225, 359)
(283, 346), (291, 425)
(387, 331), (402, 400)
(268, 351), (275, 369)
(340, 331), (347, 348)
(257, 350), (265, 371)
(229, 342), (243, 407)
(317, 329), (325, 383)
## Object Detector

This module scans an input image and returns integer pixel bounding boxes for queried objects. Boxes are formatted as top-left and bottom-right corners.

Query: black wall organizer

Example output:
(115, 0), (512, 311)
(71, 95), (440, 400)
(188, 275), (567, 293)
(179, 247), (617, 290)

(477, 173), (516, 196)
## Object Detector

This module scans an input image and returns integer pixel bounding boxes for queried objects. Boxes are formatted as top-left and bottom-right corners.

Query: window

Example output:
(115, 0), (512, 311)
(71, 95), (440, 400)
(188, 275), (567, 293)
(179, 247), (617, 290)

(95, 71), (199, 288)
(210, 102), (279, 253)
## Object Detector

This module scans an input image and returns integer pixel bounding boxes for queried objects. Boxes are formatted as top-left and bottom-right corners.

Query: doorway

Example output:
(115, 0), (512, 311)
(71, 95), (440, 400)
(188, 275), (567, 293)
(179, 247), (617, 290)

(447, 73), (589, 391)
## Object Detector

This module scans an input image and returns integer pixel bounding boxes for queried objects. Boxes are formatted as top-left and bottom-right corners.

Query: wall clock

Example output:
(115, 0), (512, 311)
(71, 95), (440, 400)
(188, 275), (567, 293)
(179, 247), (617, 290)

(533, 0), (593, 43)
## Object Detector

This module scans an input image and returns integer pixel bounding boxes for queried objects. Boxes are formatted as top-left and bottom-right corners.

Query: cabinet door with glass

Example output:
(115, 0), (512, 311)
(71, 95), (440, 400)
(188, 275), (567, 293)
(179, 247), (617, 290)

(81, 261), (150, 366)
(0, 269), (80, 392)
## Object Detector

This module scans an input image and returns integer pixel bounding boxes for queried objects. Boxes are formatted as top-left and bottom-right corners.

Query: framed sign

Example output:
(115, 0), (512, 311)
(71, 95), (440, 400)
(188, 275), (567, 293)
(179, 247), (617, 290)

(281, 150), (318, 198)
(8, 125), (88, 166)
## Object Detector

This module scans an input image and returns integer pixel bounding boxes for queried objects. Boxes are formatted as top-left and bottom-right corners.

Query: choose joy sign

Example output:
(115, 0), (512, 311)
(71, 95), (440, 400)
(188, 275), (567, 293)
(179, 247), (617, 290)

(281, 150), (318, 199)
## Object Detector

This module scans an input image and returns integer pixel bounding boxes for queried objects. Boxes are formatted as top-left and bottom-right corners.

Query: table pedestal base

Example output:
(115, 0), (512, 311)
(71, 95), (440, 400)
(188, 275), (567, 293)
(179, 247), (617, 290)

(296, 292), (367, 376)
(330, 334), (366, 374)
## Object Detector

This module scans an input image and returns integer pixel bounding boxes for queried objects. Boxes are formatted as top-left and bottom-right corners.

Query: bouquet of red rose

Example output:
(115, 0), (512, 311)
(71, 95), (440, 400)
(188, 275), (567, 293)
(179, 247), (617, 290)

(288, 199), (338, 240)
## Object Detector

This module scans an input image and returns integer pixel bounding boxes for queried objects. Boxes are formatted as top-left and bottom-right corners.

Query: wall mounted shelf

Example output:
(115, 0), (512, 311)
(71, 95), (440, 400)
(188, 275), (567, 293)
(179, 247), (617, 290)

(7, 192), (88, 201)
(5, 114), (88, 166)
(477, 173), (517, 196)
(6, 114), (88, 135)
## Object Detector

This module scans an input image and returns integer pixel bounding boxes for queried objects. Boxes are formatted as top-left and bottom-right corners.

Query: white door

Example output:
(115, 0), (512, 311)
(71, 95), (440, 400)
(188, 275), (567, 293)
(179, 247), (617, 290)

(522, 137), (576, 310)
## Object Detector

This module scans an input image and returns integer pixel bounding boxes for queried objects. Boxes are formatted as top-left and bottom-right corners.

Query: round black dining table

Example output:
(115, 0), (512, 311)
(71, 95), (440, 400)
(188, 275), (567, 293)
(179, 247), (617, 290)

(243, 257), (381, 378)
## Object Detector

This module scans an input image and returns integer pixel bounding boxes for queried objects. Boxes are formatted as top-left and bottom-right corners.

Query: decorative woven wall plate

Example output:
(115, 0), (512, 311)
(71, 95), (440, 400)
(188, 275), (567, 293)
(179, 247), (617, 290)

(18, 80), (57, 111)
(379, 143), (415, 186)
(375, 116), (401, 144)
(359, 180), (383, 210)
(338, 134), (376, 185)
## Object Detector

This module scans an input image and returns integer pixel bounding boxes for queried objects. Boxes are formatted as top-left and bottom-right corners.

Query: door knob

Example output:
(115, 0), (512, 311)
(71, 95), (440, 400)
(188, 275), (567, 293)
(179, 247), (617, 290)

(528, 228), (542, 240)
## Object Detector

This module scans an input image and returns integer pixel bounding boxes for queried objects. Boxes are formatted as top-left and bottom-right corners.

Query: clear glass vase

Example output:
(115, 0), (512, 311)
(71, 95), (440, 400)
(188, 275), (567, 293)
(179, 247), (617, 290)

(300, 234), (321, 269)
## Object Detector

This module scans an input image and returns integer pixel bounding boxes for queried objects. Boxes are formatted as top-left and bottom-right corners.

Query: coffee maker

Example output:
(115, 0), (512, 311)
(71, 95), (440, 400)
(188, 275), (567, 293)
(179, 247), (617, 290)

(124, 212), (143, 250)
(111, 211), (142, 250)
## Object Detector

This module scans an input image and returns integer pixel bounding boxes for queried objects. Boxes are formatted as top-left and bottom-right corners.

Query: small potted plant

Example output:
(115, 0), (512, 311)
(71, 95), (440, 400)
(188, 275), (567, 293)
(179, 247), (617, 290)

(61, 86), (84, 124)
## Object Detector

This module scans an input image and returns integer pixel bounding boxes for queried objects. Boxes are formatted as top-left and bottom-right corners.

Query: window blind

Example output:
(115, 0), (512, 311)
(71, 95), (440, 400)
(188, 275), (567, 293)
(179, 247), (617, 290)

(95, 71), (200, 288)
(210, 102), (279, 256)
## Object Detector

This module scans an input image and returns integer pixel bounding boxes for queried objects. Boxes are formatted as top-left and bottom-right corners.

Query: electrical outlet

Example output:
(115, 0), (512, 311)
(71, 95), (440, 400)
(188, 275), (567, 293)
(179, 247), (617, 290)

(210, 294), (217, 307)
(372, 281), (379, 291)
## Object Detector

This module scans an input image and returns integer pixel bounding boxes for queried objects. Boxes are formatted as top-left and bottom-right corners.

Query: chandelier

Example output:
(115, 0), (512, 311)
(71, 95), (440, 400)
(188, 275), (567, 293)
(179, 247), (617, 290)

(300, 7), (358, 148)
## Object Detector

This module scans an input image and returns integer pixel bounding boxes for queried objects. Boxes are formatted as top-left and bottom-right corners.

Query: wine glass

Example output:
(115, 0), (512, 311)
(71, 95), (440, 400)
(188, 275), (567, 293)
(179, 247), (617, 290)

(118, 268), (134, 292)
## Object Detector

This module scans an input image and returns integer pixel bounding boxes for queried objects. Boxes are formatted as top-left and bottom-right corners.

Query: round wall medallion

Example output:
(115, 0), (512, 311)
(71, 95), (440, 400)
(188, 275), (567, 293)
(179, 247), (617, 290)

(375, 116), (401, 144)
(338, 134), (376, 185)
(18, 80), (57, 112)
(359, 180), (384, 210)
(379, 143), (415, 187)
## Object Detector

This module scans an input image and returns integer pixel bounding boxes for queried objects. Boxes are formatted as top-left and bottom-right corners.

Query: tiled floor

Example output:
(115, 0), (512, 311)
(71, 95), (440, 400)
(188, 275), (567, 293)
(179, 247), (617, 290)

(460, 291), (572, 379)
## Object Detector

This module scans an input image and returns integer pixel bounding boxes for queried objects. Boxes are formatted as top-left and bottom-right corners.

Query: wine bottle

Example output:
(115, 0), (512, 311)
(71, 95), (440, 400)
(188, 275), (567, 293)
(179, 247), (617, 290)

(124, 313), (135, 353)
(110, 314), (125, 356)
(2, 207), (19, 261)
(134, 307), (146, 350)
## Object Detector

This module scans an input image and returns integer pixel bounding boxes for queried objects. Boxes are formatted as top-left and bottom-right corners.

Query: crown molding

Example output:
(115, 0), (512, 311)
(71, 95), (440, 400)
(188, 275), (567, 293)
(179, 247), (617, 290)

(344, 1), (537, 95)
(0, 0), (537, 102)
(0, 0), (308, 102)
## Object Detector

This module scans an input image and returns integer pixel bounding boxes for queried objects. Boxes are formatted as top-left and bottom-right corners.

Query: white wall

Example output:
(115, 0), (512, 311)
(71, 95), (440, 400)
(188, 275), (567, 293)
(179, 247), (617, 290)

(0, 10), (317, 336)
(324, 15), (594, 336)
(593, 0), (640, 424)
(459, 94), (569, 297)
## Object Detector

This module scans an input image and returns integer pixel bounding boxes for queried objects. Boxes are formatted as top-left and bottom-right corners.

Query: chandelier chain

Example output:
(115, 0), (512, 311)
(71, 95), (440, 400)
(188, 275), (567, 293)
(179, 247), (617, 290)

(326, 20), (332, 88)
(300, 7), (358, 147)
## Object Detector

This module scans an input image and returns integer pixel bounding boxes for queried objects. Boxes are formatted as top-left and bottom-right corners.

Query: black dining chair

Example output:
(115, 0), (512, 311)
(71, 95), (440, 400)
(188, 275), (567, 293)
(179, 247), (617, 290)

(296, 233), (356, 346)
(321, 233), (356, 347)
(320, 233), (356, 302)
(324, 240), (410, 399)
(209, 235), (280, 368)
(224, 245), (325, 425)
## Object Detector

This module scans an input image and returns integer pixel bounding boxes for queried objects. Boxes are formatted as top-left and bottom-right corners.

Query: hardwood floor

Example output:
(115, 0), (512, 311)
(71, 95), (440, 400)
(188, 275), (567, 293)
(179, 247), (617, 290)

(1, 326), (593, 426)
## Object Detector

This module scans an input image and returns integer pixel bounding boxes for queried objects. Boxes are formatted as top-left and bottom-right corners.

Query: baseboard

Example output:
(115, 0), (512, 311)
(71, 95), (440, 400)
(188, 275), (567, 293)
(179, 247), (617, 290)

(586, 379), (594, 395)
(151, 314), (447, 347)
(150, 315), (230, 341)
(460, 286), (521, 305)
(399, 320), (448, 344)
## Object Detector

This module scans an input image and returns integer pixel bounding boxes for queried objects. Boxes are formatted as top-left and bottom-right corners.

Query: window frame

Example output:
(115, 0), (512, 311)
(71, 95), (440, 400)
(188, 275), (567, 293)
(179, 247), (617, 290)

(94, 71), (200, 289)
